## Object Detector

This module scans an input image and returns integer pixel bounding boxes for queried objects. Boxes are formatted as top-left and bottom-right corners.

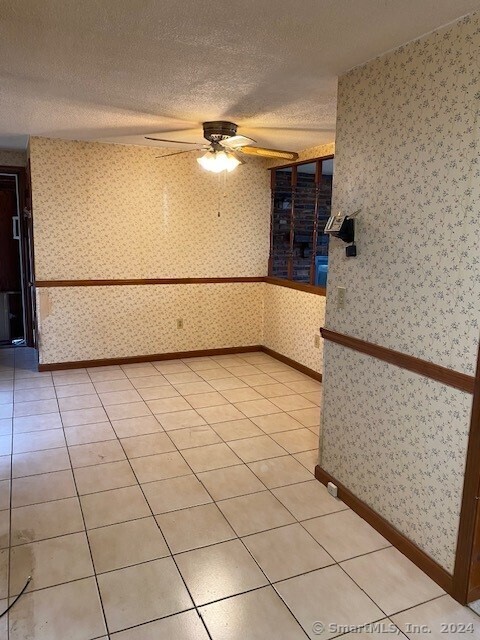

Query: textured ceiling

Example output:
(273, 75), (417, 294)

(0, 0), (479, 150)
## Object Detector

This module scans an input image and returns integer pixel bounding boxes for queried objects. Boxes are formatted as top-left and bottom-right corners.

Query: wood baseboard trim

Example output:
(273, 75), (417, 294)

(38, 345), (263, 371)
(321, 328), (474, 394)
(261, 346), (322, 382)
(38, 345), (322, 380)
(315, 465), (454, 596)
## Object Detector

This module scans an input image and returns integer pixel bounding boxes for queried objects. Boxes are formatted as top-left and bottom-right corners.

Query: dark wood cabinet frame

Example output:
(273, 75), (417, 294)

(268, 154), (334, 287)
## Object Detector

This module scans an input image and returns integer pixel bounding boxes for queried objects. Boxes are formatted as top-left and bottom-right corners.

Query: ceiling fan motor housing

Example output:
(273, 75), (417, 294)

(203, 121), (238, 143)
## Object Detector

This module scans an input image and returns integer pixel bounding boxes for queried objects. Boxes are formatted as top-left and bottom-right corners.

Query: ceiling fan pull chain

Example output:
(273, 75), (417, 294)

(217, 174), (221, 217)
(217, 172), (228, 217)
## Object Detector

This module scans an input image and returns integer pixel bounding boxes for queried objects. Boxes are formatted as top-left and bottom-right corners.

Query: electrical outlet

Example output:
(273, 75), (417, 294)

(314, 334), (320, 348)
(337, 287), (346, 309)
(327, 482), (338, 498)
(176, 318), (184, 329)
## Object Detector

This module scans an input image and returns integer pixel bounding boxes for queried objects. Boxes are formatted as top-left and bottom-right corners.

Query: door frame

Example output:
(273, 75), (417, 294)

(0, 164), (36, 348)
(453, 338), (480, 603)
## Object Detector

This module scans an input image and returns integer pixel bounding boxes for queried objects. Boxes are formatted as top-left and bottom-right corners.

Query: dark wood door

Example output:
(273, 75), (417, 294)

(22, 161), (37, 348)
(0, 178), (24, 341)
(21, 204), (37, 348)
(0, 185), (21, 291)
(0, 166), (37, 347)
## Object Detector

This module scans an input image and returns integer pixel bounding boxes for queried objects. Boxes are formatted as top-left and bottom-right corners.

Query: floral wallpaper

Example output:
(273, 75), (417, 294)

(263, 284), (325, 374)
(326, 14), (480, 376)
(37, 283), (264, 364)
(320, 13), (480, 572)
(29, 137), (271, 280)
(30, 136), (334, 365)
(29, 137), (271, 363)
(0, 148), (26, 166)
(321, 342), (472, 572)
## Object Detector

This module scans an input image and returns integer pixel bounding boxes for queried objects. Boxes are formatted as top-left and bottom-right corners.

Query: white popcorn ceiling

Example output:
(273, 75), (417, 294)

(0, 0), (479, 151)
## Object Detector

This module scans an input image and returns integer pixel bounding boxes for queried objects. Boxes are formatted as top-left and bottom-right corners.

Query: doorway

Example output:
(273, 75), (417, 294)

(0, 165), (36, 348)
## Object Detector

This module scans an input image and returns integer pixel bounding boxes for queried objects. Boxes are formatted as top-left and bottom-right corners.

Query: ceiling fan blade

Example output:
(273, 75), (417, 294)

(156, 149), (203, 159)
(146, 136), (199, 144)
(239, 146), (299, 161)
(239, 126), (334, 152)
(228, 149), (246, 165)
(222, 135), (256, 149)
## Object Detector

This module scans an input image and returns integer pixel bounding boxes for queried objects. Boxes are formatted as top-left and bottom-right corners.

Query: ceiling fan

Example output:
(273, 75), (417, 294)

(145, 121), (299, 173)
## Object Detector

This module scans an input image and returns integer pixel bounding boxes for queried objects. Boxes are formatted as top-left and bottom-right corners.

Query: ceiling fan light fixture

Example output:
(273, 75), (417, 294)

(197, 150), (240, 173)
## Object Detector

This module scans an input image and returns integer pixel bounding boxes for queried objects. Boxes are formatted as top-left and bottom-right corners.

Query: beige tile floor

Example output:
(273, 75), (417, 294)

(0, 347), (478, 639)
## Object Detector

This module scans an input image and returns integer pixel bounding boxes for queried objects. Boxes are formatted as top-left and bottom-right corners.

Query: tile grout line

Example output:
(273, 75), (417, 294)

(140, 369), (312, 638)
(154, 358), (429, 637)
(7, 348), (18, 640)
(51, 370), (112, 639)
(8, 410), (317, 441)
(90, 365), (242, 640)
(5, 349), (42, 639)
(176, 444), (312, 636)
(86, 356), (315, 637)
(6, 351), (440, 639)
(9, 354), (333, 638)
(84, 365), (216, 640)
(8, 462), (321, 508)
(154, 360), (323, 637)
(194, 438), (340, 637)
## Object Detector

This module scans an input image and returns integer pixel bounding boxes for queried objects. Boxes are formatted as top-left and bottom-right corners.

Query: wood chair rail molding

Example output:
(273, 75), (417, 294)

(264, 277), (326, 296)
(321, 328), (475, 394)
(35, 277), (265, 287)
(35, 276), (326, 296)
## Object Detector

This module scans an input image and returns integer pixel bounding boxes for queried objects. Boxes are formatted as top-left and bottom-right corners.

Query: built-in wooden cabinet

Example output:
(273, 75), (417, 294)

(269, 156), (334, 286)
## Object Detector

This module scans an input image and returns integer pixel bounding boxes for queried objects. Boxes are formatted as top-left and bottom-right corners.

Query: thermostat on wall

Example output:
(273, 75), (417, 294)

(325, 210), (360, 257)
(324, 214), (345, 234)
(325, 214), (355, 244)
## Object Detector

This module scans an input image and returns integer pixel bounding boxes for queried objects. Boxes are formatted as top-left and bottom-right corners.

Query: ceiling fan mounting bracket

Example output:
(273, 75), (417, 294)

(203, 121), (238, 143)
(210, 141), (224, 152)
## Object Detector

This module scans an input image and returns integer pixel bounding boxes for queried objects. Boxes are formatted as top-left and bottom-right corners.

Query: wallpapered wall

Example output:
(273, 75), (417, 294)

(325, 18), (479, 375)
(264, 285), (325, 373)
(320, 14), (480, 572)
(0, 149), (26, 166)
(30, 137), (271, 280)
(37, 280), (327, 368)
(321, 343), (473, 572)
(37, 283), (264, 363)
(29, 137), (270, 363)
(31, 136), (330, 367)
